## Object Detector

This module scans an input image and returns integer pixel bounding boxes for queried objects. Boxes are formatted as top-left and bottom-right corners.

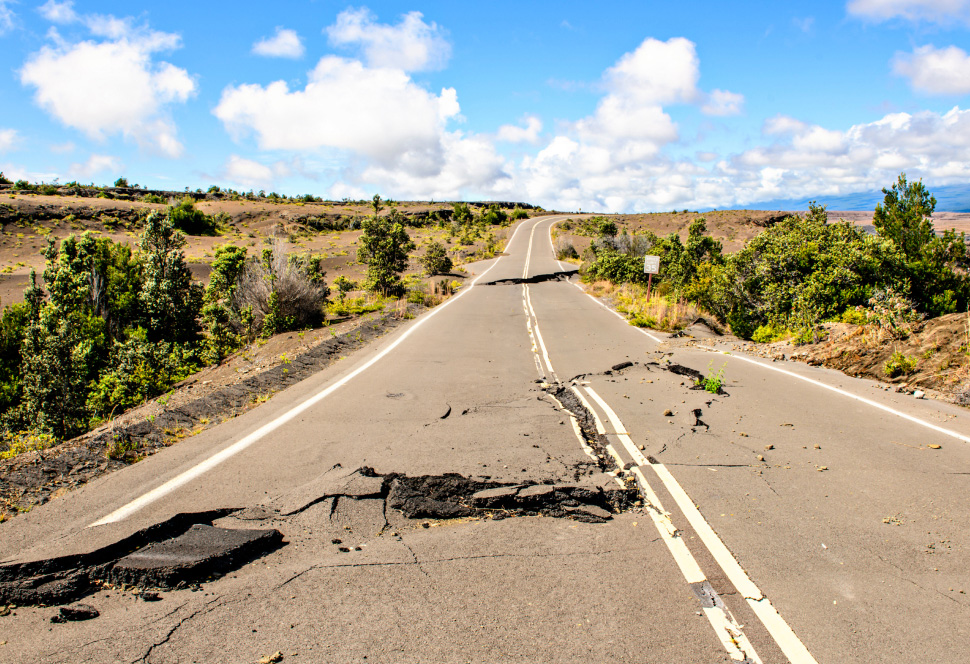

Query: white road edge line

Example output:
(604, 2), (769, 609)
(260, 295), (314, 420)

(544, 219), (664, 344)
(698, 346), (970, 444)
(584, 384), (819, 664)
(88, 217), (540, 528)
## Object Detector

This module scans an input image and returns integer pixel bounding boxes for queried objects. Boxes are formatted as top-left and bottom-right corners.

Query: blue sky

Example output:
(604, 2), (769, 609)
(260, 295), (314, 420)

(1, 0), (969, 212)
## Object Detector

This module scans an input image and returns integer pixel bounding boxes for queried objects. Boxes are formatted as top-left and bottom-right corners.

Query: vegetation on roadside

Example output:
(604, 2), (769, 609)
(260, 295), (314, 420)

(578, 174), (969, 343)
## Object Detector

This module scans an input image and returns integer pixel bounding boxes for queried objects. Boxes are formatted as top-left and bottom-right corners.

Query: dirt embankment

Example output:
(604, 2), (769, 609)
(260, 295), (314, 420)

(0, 302), (432, 520)
(730, 313), (970, 404)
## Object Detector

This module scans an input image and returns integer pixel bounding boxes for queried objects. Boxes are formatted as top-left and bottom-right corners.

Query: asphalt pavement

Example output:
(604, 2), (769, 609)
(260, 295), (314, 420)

(1, 215), (968, 664)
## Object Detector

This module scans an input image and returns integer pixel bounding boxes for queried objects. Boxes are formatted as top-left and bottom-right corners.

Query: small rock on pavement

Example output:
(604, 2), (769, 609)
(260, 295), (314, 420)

(764, 444), (774, 451)
(928, 444), (942, 450)
(259, 652), (284, 664)
(51, 604), (99, 623)
(663, 409), (673, 417)
(914, 390), (925, 399)
(756, 455), (765, 462)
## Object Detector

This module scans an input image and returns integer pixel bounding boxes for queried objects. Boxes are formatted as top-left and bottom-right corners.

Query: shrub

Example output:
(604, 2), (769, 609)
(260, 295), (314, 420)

(554, 238), (579, 260)
(884, 351), (918, 378)
(114, 177), (129, 188)
(420, 241), (453, 275)
(232, 238), (328, 336)
(0, 172), (10, 185)
(510, 207), (529, 221)
(356, 212), (415, 295)
(14, 179), (33, 191)
(168, 199), (216, 235)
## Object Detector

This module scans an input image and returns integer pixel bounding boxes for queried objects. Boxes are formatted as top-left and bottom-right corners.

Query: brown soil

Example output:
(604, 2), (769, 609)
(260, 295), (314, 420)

(728, 313), (970, 405)
(0, 193), (522, 308)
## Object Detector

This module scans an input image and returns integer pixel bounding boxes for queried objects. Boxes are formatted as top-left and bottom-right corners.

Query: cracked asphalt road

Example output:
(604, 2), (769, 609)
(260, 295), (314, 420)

(2, 216), (970, 663)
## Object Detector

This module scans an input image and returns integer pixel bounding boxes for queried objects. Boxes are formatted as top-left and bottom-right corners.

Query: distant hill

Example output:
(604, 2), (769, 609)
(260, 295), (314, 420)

(733, 183), (970, 213)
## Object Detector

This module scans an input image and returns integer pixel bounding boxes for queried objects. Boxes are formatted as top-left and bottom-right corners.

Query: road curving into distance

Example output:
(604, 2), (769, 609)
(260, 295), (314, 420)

(1, 215), (968, 663)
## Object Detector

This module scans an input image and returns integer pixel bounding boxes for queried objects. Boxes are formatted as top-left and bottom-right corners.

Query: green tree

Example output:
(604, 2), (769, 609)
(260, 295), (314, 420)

(114, 177), (129, 188)
(420, 241), (453, 275)
(357, 212), (415, 295)
(873, 173), (968, 316)
(168, 198), (216, 235)
(140, 211), (203, 344)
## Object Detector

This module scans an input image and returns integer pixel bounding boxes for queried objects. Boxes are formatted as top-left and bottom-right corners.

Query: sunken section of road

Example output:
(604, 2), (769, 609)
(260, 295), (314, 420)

(0, 467), (637, 609)
(482, 269), (577, 286)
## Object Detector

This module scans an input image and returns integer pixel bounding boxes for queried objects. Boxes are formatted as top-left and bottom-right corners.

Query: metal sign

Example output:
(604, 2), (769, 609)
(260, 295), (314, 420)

(644, 255), (660, 274)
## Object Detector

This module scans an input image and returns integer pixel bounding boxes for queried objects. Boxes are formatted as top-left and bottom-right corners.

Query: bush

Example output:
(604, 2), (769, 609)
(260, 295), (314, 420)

(356, 212), (415, 295)
(169, 199), (216, 235)
(582, 250), (646, 285)
(420, 241), (453, 275)
(232, 238), (328, 336)
(114, 177), (129, 188)
(0, 172), (10, 185)
(884, 351), (918, 378)
(554, 238), (579, 260)
(14, 179), (33, 191)
(510, 207), (529, 221)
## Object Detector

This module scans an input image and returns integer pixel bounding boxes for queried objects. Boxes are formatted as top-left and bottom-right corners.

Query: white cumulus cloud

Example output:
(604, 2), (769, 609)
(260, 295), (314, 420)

(847, 0), (970, 24)
(893, 45), (970, 95)
(497, 116), (543, 144)
(0, 0), (14, 33)
(20, 10), (195, 157)
(69, 154), (121, 179)
(326, 7), (450, 72)
(39, 0), (78, 23)
(252, 27), (304, 58)
(0, 129), (19, 152)
(215, 56), (459, 168)
(702, 89), (745, 116)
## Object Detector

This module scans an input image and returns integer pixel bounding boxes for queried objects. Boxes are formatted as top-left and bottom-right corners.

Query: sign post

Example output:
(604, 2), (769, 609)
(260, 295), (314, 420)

(643, 255), (660, 302)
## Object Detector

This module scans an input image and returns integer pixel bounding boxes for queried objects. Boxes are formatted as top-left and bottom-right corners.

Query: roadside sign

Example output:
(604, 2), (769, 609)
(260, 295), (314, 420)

(644, 255), (660, 274)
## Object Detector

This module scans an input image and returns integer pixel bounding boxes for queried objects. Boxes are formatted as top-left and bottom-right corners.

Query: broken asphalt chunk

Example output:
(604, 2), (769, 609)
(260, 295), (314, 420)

(51, 603), (99, 623)
(110, 524), (283, 589)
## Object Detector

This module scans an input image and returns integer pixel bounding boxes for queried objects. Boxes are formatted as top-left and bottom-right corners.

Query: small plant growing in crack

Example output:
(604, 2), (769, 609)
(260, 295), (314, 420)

(697, 361), (726, 394)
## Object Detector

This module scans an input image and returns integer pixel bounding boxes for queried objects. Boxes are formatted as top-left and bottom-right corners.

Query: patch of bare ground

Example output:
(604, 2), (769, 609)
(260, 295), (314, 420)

(0, 193), (526, 308)
(729, 313), (970, 405)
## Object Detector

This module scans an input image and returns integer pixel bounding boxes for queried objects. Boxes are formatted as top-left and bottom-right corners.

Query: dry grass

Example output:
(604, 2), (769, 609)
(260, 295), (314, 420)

(587, 280), (708, 332)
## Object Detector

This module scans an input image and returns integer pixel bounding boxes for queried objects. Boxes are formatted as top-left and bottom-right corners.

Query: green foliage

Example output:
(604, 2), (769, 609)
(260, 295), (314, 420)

(206, 245), (247, 302)
(582, 250), (647, 284)
(452, 202), (473, 223)
(481, 204), (509, 227)
(140, 211), (203, 344)
(357, 212), (415, 295)
(0, 172), (11, 185)
(510, 207), (529, 221)
(873, 173), (968, 316)
(420, 241), (453, 275)
(710, 204), (901, 338)
(333, 275), (357, 302)
(884, 350), (918, 378)
(697, 362), (726, 393)
(168, 198), (216, 235)
(14, 179), (33, 191)
(87, 330), (199, 419)
(114, 177), (129, 188)
(751, 323), (790, 343)
(598, 220), (618, 238)
(0, 302), (28, 413)
(261, 290), (295, 338)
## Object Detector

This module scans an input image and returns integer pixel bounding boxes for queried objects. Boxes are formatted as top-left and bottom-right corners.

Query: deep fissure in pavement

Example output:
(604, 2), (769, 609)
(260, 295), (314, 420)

(0, 467), (637, 609)
(482, 270), (576, 286)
